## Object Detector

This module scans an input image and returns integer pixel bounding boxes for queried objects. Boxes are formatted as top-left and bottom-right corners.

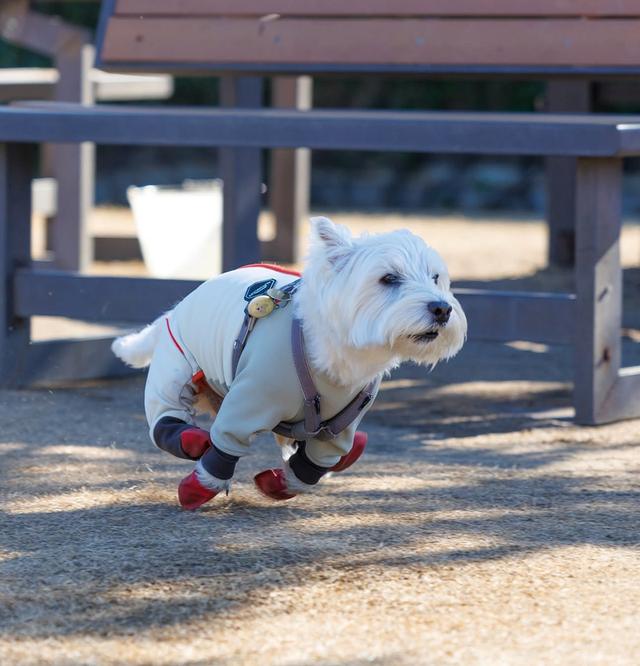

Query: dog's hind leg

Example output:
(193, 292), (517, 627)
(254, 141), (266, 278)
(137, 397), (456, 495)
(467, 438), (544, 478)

(152, 416), (212, 460)
(144, 319), (212, 460)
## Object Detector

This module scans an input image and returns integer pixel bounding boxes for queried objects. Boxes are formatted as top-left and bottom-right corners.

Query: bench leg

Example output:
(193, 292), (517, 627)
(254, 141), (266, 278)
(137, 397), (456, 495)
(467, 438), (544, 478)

(219, 76), (263, 272)
(545, 80), (592, 268)
(0, 143), (34, 387)
(266, 76), (312, 263)
(48, 42), (95, 272)
(574, 157), (640, 424)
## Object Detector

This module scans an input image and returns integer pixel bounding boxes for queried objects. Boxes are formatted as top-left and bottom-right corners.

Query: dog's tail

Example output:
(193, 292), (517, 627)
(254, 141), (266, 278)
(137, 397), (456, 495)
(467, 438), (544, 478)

(111, 316), (164, 368)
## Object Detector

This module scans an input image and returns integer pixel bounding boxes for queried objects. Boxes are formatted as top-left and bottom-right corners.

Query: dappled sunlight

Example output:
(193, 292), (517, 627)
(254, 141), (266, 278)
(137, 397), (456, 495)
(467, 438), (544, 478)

(380, 377), (426, 390)
(1, 308), (640, 664)
(328, 474), (431, 494)
(505, 340), (551, 354)
(4, 485), (168, 515)
(39, 444), (134, 460)
(401, 379), (568, 401)
(0, 550), (23, 563)
(0, 442), (27, 454)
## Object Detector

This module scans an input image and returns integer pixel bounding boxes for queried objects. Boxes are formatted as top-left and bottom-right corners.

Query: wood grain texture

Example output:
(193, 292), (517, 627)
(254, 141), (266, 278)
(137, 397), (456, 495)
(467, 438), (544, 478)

(101, 17), (640, 68)
(114, 0), (640, 18)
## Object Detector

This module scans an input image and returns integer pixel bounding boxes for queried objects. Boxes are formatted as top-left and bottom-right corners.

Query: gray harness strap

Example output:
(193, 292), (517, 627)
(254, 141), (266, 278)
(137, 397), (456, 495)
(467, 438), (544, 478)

(273, 318), (377, 441)
(231, 315), (254, 379)
(231, 282), (376, 442)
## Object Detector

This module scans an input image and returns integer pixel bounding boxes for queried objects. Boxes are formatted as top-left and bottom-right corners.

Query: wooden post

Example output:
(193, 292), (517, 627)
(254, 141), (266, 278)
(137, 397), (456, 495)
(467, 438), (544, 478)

(574, 158), (623, 424)
(47, 42), (95, 272)
(0, 0), (94, 272)
(266, 76), (312, 263)
(0, 143), (34, 386)
(545, 80), (592, 268)
(219, 76), (263, 271)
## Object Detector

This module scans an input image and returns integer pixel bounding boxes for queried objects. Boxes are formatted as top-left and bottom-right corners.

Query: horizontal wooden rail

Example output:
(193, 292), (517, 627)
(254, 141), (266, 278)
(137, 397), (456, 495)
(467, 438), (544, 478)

(21, 337), (137, 386)
(455, 288), (575, 345)
(114, 0), (640, 19)
(14, 269), (576, 344)
(5, 104), (640, 157)
(14, 269), (199, 324)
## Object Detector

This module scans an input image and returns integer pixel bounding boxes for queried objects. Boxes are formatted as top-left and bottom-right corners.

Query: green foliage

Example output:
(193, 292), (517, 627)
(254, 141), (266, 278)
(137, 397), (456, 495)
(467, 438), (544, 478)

(0, 41), (48, 68)
(32, 1), (100, 28)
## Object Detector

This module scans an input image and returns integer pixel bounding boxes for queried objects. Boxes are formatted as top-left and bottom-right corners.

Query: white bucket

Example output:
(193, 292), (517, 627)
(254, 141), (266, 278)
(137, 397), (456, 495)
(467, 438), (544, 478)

(127, 179), (223, 280)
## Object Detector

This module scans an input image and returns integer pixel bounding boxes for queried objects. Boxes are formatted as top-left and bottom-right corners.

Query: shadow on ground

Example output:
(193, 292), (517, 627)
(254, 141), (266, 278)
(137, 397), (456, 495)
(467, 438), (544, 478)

(1, 342), (639, 642)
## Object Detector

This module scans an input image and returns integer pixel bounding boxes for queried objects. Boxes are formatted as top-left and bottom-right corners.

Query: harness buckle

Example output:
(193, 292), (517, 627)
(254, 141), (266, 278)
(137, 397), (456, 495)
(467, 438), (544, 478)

(359, 394), (373, 410)
(305, 394), (321, 414)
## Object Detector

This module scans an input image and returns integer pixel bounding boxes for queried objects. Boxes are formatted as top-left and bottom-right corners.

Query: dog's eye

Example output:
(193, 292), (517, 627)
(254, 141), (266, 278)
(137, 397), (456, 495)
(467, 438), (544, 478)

(380, 273), (401, 286)
(433, 274), (440, 285)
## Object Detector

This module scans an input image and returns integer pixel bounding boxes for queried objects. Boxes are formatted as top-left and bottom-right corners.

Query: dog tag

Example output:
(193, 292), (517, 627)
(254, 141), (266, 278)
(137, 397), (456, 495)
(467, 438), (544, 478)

(267, 287), (288, 302)
(247, 295), (275, 318)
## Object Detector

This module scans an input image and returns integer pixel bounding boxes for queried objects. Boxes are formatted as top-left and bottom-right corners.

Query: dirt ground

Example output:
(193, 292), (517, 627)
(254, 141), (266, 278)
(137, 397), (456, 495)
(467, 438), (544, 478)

(2, 212), (640, 665)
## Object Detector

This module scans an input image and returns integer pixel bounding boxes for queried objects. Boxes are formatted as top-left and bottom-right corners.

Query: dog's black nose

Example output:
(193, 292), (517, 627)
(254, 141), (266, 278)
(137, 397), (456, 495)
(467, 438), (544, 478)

(427, 301), (452, 325)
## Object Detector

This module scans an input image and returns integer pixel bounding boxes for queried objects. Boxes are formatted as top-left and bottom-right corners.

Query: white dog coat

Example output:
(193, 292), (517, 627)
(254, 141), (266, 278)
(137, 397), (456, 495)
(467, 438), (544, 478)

(144, 265), (379, 468)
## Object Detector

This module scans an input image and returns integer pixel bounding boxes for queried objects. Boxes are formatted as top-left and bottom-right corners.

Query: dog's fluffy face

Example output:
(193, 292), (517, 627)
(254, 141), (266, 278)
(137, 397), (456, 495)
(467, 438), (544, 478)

(302, 217), (467, 370)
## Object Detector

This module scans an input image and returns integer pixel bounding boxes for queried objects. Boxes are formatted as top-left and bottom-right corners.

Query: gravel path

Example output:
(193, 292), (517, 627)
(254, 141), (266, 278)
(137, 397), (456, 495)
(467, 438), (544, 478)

(1, 213), (639, 665)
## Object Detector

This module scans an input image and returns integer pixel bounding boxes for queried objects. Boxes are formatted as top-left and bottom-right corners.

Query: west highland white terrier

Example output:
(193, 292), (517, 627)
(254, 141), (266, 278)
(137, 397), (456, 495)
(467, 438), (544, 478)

(112, 217), (467, 509)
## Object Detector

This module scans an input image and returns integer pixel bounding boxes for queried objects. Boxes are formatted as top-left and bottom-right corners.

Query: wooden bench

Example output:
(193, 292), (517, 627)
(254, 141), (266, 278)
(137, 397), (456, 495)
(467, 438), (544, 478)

(97, 0), (640, 267)
(0, 0), (172, 270)
(1, 103), (639, 425)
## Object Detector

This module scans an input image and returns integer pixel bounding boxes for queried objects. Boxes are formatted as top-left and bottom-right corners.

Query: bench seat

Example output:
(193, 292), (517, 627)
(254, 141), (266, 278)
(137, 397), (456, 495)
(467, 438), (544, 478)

(99, 1), (640, 75)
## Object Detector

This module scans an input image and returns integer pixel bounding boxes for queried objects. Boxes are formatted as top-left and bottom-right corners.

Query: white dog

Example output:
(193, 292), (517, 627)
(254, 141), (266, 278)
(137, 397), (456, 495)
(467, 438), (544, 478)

(112, 217), (467, 509)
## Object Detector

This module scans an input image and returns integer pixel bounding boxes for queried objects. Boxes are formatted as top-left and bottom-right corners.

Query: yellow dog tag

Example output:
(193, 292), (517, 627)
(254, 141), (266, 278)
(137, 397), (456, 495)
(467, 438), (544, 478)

(247, 295), (275, 318)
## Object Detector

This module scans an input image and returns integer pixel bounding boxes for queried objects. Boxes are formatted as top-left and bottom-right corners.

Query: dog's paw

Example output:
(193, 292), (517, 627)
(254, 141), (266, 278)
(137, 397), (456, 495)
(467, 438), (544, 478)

(254, 468), (297, 501)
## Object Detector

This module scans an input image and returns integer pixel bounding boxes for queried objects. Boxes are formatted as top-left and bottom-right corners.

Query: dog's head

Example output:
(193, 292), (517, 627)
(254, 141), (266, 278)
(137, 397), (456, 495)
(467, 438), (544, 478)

(301, 217), (467, 369)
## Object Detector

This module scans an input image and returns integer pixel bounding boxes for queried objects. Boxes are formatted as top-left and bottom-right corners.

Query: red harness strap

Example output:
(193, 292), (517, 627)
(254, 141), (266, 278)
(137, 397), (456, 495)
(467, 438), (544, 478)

(241, 263), (301, 277)
(165, 318), (207, 390)
(165, 317), (184, 355)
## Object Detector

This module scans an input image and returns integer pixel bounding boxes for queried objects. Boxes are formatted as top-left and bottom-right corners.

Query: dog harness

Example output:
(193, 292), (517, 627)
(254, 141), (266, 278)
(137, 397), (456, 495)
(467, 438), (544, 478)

(230, 273), (377, 442)
(168, 264), (377, 443)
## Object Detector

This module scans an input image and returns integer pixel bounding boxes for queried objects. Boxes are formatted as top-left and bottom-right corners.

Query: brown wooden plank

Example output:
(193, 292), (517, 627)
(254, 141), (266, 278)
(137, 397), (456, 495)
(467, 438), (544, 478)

(114, 0), (640, 18)
(101, 17), (640, 67)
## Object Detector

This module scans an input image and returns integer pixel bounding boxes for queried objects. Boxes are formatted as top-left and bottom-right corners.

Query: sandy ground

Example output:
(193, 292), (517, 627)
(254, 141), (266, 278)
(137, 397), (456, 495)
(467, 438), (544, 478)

(2, 212), (640, 665)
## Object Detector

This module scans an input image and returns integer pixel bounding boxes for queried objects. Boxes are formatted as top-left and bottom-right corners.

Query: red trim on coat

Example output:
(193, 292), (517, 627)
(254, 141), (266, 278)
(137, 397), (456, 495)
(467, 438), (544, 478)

(165, 318), (185, 356)
(241, 263), (301, 277)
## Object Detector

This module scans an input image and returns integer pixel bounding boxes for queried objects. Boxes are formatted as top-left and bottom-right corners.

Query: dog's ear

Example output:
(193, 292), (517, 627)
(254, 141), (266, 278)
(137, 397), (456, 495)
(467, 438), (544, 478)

(310, 216), (353, 266)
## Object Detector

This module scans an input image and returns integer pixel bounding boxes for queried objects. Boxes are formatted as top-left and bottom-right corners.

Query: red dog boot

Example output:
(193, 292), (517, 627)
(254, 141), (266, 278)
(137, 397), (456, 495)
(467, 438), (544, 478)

(180, 428), (211, 459)
(254, 469), (297, 501)
(178, 470), (220, 510)
(330, 430), (368, 472)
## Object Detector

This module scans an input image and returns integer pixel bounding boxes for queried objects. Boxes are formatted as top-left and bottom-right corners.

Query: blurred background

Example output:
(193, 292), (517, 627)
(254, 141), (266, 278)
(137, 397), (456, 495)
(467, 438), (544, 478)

(6, 1), (640, 216)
